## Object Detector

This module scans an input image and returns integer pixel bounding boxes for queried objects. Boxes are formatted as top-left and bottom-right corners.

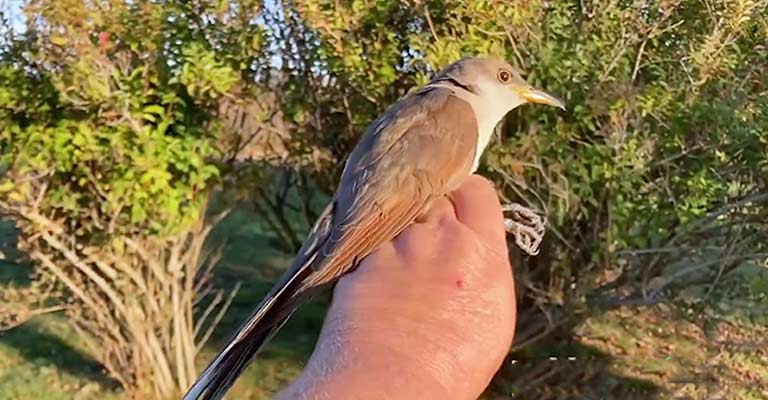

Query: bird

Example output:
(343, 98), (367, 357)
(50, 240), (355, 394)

(183, 56), (564, 400)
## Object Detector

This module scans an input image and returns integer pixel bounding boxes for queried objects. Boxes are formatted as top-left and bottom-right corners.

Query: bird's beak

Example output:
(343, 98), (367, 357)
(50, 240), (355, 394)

(515, 86), (566, 110)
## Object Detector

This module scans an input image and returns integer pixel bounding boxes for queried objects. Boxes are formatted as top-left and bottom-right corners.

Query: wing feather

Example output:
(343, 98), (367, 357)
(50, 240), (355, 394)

(300, 87), (479, 289)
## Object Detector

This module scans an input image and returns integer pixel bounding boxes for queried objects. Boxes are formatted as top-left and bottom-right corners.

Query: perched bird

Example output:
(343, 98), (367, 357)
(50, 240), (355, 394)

(183, 56), (564, 400)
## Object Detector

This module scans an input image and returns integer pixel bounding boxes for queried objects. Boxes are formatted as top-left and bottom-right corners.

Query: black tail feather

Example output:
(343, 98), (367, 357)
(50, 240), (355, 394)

(184, 318), (281, 400)
(182, 263), (314, 400)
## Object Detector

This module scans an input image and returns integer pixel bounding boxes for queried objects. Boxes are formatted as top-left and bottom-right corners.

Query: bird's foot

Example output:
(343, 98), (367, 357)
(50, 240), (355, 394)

(502, 203), (546, 256)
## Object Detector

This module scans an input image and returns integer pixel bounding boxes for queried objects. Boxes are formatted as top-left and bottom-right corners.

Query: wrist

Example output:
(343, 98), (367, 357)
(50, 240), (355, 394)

(277, 339), (452, 400)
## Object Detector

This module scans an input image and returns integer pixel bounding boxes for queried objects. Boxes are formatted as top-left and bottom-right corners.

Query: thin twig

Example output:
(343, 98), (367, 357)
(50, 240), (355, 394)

(423, 7), (439, 42)
(197, 282), (241, 350)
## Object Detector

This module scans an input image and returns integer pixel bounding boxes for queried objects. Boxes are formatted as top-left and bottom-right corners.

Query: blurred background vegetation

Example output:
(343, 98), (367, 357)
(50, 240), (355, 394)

(0, 0), (766, 399)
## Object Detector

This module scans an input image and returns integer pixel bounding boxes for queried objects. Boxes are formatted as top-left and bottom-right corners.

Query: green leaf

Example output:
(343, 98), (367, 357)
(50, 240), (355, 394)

(0, 180), (14, 192)
(143, 105), (165, 116)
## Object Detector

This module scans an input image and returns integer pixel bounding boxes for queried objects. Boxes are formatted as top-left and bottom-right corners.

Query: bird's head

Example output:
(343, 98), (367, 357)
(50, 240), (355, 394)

(430, 56), (564, 123)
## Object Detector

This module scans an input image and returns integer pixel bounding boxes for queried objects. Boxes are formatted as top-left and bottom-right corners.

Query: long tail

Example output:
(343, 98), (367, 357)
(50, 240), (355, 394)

(184, 203), (335, 400)
(182, 262), (314, 400)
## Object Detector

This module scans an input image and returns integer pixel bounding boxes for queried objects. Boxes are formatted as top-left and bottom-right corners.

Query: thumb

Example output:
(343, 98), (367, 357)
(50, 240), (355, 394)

(449, 175), (507, 250)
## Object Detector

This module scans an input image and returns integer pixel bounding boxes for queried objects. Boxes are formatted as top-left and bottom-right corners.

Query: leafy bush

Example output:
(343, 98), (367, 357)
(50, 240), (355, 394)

(264, 0), (768, 392)
(0, 1), (264, 397)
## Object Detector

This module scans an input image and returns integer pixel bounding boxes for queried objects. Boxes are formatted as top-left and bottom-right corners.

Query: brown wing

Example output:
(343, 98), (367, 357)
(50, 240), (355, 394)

(181, 87), (480, 400)
(299, 86), (479, 289)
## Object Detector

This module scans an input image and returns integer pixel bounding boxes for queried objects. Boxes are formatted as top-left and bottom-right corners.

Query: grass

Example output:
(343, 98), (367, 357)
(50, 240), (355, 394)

(0, 209), (326, 400)
(1, 212), (767, 399)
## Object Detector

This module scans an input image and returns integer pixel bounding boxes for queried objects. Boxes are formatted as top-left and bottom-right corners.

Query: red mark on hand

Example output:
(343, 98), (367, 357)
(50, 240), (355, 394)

(455, 279), (464, 289)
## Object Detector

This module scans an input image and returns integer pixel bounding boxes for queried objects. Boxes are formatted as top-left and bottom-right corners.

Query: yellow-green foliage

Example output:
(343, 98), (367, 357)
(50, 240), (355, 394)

(0, 1), (266, 397)
(277, 0), (767, 303)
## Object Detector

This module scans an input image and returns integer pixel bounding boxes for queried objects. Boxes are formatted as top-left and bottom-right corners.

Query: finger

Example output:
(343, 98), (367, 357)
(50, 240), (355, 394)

(414, 196), (455, 224)
(340, 239), (398, 290)
(448, 175), (506, 248)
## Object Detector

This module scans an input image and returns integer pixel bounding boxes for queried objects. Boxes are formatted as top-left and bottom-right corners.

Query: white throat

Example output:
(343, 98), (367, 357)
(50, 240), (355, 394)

(467, 101), (510, 171)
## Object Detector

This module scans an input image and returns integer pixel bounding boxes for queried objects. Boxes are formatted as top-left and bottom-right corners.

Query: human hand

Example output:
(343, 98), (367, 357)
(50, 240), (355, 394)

(277, 175), (516, 400)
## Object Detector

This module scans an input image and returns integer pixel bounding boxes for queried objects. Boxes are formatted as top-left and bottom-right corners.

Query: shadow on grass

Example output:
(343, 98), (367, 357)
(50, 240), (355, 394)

(0, 220), (119, 390)
(0, 207), (321, 396)
(489, 340), (661, 399)
(0, 320), (119, 389)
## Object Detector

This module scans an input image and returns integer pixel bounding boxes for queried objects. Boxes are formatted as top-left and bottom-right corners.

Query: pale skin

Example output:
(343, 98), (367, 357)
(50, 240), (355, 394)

(277, 175), (517, 400)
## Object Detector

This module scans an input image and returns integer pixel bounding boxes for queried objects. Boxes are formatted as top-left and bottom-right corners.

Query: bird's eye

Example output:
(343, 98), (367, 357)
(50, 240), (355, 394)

(497, 70), (511, 83)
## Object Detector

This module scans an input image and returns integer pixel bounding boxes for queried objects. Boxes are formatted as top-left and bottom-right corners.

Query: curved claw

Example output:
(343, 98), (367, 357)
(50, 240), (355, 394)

(502, 203), (546, 256)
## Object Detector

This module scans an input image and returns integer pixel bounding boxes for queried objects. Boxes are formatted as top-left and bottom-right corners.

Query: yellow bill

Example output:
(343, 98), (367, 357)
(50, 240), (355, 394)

(516, 86), (566, 110)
